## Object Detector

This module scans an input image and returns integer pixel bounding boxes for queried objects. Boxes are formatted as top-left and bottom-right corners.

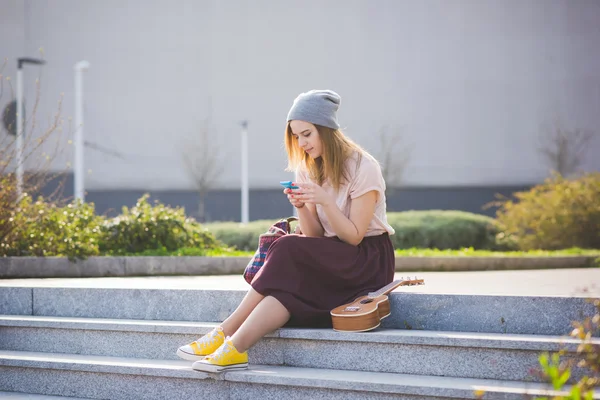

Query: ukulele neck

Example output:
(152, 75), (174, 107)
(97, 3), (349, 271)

(368, 279), (409, 298)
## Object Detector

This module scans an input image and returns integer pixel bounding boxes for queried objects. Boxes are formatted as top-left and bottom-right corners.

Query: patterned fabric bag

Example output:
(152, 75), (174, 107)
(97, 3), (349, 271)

(243, 216), (298, 284)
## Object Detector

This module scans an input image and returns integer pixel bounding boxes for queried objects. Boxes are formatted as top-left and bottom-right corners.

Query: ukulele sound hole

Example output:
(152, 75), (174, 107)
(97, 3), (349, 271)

(360, 299), (374, 304)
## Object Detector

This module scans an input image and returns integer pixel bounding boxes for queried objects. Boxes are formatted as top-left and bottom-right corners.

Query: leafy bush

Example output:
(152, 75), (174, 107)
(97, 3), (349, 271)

(98, 194), (220, 255)
(494, 173), (600, 250)
(0, 175), (17, 248)
(205, 210), (507, 251)
(387, 210), (511, 250)
(0, 193), (103, 260)
(536, 298), (599, 399)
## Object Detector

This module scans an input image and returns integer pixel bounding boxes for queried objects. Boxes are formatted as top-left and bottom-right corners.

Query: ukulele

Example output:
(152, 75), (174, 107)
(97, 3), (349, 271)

(330, 277), (425, 332)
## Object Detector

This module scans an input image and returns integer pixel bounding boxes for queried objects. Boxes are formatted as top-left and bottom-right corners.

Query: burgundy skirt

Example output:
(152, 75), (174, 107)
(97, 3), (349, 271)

(250, 233), (395, 328)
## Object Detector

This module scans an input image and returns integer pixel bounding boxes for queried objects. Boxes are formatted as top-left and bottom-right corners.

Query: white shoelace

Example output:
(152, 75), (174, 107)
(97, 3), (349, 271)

(195, 331), (220, 349)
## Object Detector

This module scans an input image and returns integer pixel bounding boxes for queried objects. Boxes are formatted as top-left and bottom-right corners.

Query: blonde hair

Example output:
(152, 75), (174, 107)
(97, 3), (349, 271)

(284, 122), (365, 190)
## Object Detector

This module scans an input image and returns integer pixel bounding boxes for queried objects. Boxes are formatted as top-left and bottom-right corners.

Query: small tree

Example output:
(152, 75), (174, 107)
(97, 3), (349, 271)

(1, 54), (69, 194)
(1, 53), (71, 247)
(182, 118), (223, 222)
(538, 117), (596, 177)
(377, 124), (412, 192)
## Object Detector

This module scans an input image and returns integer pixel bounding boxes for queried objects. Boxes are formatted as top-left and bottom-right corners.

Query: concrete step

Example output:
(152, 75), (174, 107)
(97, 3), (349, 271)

(0, 315), (591, 383)
(0, 392), (89, 399)
(1, 286), (594, 336)
(0, 350), (577, 400)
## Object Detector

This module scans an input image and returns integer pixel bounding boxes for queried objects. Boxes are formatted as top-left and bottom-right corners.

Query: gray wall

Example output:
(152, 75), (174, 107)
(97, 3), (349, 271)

(1, 0), (599, 217)
(38, 172), (528, 221)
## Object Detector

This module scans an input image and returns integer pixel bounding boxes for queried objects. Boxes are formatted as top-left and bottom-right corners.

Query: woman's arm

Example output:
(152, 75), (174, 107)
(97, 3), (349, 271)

(285, 187), (325, 237)
(297, 203), (325, 237)
(294, 181), (378, 246)
(320, 191), (377, 246)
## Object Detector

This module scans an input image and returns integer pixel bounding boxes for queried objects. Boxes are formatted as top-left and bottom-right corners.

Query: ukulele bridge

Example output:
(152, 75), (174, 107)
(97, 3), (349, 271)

(343, 306), (361, 312)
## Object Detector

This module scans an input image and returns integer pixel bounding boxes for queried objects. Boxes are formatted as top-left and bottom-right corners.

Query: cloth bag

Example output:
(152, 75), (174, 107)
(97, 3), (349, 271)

(243, 216), (298, 284)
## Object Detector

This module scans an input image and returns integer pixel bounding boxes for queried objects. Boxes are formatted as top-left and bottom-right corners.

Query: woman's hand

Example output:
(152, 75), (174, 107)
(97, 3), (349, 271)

(284, 187), (305, 208)
(292, 182), (335, 208)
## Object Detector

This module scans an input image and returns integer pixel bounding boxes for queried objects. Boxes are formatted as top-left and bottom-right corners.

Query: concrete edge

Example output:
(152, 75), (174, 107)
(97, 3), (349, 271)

(0, 255), (597, 278)
(396, 256), (599, 271)
(0, 315), (585, 351)
(0, 287), (595, 335)
(0, 392), (90, 399)
(0, 353), (566, 398)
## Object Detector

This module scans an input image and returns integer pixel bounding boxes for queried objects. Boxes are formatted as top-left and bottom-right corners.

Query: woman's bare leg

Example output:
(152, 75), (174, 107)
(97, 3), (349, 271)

(230, 296), (290, 353)
(219, 287), (265, 337)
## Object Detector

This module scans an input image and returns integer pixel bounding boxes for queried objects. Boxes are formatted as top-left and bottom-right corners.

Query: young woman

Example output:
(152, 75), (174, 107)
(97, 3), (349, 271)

(176, 89), (396, 373)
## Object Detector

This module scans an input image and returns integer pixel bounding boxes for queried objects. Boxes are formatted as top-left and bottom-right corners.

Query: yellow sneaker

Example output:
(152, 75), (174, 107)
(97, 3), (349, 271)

(176, 326), (225, 361)
(192, 337), (248, 373)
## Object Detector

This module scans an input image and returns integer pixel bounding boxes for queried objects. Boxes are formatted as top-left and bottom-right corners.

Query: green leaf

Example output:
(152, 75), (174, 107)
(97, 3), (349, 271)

(554, 368), (571, 389)
(569, 385), (581, 400)
(557, 368), (570, 388)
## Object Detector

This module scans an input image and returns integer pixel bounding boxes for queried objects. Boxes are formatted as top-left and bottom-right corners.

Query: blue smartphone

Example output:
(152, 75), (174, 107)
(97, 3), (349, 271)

(280, 180), (299, 189)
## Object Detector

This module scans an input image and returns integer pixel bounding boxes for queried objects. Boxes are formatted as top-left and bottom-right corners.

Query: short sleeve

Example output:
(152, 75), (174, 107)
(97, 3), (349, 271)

(349, 156), (385, 201)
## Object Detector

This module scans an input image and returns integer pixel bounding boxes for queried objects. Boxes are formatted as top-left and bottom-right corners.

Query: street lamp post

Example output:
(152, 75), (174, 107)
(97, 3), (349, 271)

(16, 57), (45, 200)
(241, 120), (249, 224)
(74, 60), (90, 202)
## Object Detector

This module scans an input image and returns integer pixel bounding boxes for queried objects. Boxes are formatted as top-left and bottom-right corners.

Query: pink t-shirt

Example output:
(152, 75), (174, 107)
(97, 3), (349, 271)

(295, 152), (396, 238)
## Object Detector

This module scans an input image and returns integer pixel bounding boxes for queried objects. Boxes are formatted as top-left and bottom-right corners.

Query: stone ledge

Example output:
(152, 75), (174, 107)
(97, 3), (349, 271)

(0, 391), (90, 399)
(0, 287), (595, 335)
(3, 316), (589, 382)
(0, 255), (597, 279)
(0, 351), (565, 399)
(0, 315), (585, 352)
(396, 255), (598, 271)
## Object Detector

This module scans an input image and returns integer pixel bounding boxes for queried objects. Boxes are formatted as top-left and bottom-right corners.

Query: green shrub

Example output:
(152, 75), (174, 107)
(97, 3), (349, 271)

(0, 194), (103, 260)
(205, 210), (506, 251)
(494, 172), (600, 250)
(535, 298), (599, 399)
(205, 219), (287, 251)
(387, 210), (510, 250)
(98, 194), (220, 255)
(0, 175), (17, 247)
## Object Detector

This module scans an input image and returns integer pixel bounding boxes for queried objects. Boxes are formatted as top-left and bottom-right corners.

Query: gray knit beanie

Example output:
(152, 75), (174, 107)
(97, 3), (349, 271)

(286, 89), (341, 130)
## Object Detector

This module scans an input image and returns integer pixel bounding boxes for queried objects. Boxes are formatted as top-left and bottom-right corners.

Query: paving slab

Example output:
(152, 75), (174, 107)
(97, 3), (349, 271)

(0, 393), (89, 399)
(0, 350), (581, 400)
(1, 268), (598, 297)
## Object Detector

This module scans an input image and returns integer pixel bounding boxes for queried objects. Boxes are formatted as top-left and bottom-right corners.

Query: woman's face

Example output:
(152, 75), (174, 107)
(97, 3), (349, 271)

(289, 120), (322, 159)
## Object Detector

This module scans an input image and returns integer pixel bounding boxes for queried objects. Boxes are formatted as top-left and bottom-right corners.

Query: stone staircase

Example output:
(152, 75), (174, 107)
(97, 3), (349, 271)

(0, 284), (598, 399)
